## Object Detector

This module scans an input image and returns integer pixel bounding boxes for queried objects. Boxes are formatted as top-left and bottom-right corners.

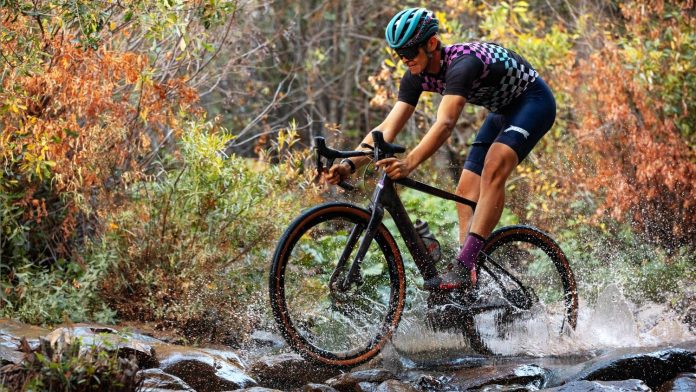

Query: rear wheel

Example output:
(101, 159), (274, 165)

(465, 225), (578, 354)
(269, 203), (406, 368)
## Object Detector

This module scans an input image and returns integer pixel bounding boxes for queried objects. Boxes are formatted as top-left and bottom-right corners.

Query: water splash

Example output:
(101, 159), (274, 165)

(391, 284), (694, 358)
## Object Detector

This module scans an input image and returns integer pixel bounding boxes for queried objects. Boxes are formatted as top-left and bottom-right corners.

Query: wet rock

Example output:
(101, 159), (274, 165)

(45, 325), (159, 368)
(303, 383), (341, 392)
(326, 369), (396, 392)
(0, 318), (50, 341)
(125, 331), (168, 345)
(231, 387), (283, 392)
(249, 353), (339, 389)
(356, 381), (378, 392)
(542, 379), (650, 391)
(0, 334), (15, 350)
(121, 322), (188, 346)
(657, 372), (696, 392)
(137, 368), (196, 391)
(0, 345), (24, 366)
(574, 348), (696, 389)
(479, 386), (533, 392)
(157, 346), (256, 392)
(0, 318), (48, 351)
(375, 379), (418, 392)
(201, 346), (246, 369)
(416, 374), (450, 390)
(451, 364), (549, 391)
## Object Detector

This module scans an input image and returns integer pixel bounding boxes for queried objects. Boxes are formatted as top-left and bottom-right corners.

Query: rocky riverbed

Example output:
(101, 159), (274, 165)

(1, 318), (695, 391)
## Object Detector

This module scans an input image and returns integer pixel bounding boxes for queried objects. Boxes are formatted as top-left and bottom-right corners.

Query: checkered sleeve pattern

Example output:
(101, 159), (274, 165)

(420, 42), (539, 112)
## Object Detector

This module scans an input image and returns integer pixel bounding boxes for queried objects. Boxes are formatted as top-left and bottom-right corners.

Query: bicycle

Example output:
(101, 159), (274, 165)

(269, 131), (578, 368)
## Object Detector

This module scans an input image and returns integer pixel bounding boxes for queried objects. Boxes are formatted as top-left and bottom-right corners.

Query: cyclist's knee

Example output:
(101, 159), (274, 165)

(481, 145), (518, 187)
(456, 169), (480, 197)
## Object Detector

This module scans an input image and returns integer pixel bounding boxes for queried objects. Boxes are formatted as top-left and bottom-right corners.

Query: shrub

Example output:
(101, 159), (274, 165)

(97, 120), (316, 339)
(0, 249), (117, 325)
(0, 0), (236, 326)
(0, 338), (139, 392)
(558, 2), (696, 250)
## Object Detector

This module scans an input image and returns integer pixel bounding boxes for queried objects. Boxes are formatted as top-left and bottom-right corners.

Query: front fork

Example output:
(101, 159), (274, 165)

(332, 173), (388, 292)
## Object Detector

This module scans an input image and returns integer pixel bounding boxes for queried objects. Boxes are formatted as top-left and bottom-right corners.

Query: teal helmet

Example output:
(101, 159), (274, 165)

(385, 8), (439, 49)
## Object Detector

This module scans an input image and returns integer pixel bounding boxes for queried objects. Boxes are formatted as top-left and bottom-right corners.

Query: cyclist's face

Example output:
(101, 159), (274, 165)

(394, 45), (426, 73)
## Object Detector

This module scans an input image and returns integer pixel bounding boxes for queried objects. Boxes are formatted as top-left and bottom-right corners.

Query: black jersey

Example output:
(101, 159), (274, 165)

(398, 42), (538, 112)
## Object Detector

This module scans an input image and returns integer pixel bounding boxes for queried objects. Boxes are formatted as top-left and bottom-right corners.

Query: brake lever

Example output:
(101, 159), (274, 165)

(314, 151), (355, 191)
(312, 149), (325, 185)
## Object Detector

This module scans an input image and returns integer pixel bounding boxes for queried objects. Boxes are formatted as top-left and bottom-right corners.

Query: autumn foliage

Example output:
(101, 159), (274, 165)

(0, 5), (199, 265)
(561, 2), (695, 249)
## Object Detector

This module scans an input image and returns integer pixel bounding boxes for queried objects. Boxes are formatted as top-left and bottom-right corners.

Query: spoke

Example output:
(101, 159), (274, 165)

(282, 214), (395, 355)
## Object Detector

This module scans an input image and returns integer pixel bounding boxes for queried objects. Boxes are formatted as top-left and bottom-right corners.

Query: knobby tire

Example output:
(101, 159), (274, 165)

(269, 202), (406, 368)
(464, 225), (579, 354)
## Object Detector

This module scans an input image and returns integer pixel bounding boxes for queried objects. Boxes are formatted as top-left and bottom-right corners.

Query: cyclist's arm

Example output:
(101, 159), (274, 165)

(350, 101), (416, 169)
(403, 94), (466, 171)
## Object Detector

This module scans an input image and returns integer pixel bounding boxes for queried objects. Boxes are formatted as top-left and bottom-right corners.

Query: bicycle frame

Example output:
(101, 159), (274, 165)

(318, 131), (478, 291)
(349, 172), (478, 284)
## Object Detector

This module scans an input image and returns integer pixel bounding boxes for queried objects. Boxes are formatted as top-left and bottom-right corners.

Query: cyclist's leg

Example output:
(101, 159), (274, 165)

(468, 143), (518, 238)
(429, 79), (556, 292)
(457, 113), (504, 244)
(469, 78), (557, 239)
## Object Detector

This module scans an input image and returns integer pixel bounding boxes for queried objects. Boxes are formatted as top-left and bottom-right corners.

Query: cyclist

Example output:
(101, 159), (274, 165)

(325, 7), (556, 295)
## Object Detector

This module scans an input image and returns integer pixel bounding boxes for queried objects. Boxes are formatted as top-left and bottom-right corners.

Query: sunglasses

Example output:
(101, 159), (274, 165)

(394, 45), (423, 61)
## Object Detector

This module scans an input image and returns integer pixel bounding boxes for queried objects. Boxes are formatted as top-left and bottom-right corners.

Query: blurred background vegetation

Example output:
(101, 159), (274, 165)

(0, 0), (694, 341)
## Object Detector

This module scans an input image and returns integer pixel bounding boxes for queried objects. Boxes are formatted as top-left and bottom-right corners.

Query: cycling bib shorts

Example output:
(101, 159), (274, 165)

(463, 77), (556, 175)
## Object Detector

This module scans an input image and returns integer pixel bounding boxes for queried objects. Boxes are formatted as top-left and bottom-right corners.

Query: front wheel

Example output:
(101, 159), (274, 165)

(269, 203), (406, 368)
(465, 225), (579, 355)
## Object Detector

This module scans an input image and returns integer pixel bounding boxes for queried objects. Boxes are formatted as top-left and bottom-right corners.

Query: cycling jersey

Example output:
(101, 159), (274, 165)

(398, 42), (539, 113)
(396, 41), (555, 171)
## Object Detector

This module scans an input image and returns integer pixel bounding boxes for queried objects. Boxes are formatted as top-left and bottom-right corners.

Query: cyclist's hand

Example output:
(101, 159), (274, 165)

(376, 157), (412, 180)
(325, 162), (352, 185)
